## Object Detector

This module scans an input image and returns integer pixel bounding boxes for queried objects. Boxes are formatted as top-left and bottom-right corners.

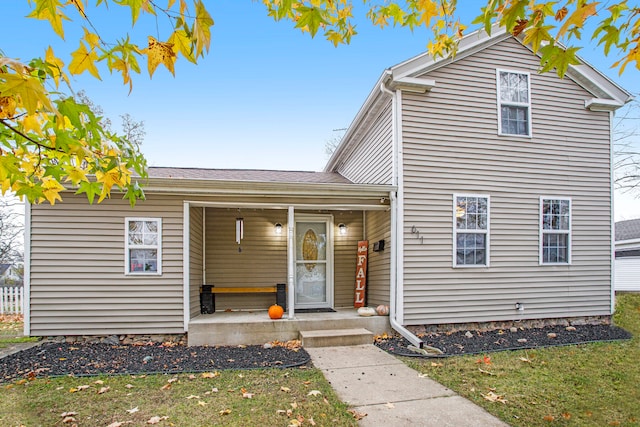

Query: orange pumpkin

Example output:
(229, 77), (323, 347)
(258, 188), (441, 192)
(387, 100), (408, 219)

(268, 304), (284, 319)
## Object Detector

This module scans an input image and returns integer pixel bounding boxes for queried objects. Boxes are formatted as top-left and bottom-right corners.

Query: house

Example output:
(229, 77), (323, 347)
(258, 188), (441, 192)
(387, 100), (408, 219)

(615, 218), (640, 292)
(23, 26), (632, 347)
(0, 263), (23, 286)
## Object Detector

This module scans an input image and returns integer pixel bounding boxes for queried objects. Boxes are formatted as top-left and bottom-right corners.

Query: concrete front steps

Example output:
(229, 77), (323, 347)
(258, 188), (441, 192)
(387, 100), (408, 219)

(188, 308), (390, 346)
(299, 328), (374, 348)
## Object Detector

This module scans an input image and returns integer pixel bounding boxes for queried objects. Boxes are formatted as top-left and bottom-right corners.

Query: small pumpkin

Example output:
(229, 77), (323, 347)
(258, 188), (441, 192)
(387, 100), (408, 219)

(375, 305), (390, 316)
(357, 306), (376, 317)
(268, 304), (284, 319)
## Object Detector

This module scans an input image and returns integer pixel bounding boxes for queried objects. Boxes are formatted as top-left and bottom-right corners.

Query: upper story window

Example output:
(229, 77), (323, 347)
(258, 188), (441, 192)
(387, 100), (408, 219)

(454, 195), (490, 267)
(497, 70), (531, 137)
(125, 218), (162, 275)
(540, 198), (571, 265)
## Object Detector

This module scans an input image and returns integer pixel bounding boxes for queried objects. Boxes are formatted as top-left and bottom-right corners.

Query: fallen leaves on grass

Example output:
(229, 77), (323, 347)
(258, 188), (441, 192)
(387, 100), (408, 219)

(126, 407), (139, 414)
(307, 390), (322, 396)
(201, 371), (220, 378)
(280, 386), (291, 392)
(483, 391), (508, 404)
(147, 415), (168, 424)
(97, 386), (110, 394)
(61, 411), (77, 423)
(219, 409), (231, 415)
(476, 355), (492, 365)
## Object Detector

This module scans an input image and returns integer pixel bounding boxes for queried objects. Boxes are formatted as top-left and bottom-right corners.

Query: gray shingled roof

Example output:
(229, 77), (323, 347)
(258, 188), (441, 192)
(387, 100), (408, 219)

(615, 218), (640, 241)
(147, 167), (353, 185)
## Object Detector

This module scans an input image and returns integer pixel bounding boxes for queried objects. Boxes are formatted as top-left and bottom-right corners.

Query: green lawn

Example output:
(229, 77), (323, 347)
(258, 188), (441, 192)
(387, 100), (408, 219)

(0, 368), (358, 426)
(2, 296), (639, 426)
(405, 293), (640, 427)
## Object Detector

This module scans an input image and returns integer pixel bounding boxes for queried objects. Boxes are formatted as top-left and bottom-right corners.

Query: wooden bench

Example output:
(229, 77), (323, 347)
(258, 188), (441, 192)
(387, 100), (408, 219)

(200, 284), (286, 314)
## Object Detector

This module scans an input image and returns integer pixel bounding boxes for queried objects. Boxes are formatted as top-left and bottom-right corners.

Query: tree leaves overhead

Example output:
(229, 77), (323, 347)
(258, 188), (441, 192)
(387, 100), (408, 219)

(2, 0), (637, 207)
(1, 0), (214, 206)
(142, 37), (176, 77)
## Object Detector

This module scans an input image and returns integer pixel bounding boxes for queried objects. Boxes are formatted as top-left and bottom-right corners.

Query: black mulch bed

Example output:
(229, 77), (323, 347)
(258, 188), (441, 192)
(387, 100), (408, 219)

(375, 324), (633, 357)
(0, 342), (311, 384)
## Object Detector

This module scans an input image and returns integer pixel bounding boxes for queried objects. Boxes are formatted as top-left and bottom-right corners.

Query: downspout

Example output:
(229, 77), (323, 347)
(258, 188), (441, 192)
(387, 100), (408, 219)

(380, 77), (423, 348)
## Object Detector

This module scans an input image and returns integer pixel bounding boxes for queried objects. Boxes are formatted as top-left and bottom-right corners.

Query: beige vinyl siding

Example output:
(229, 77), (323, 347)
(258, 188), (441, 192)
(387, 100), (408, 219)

(336, 101), (394, 184)
(615, 258), (640, 291)
(29, 194), (184, 336)
(189, 206), (204, 318)
(401, 37), (613, 325)
(333, 211), (364, 307)
(365, 210), (391, 306)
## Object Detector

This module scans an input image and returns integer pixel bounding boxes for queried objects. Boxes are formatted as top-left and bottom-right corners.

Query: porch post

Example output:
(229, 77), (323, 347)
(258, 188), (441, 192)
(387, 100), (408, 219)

(287, 206), (295, 318)
(183, 201), (190, 332)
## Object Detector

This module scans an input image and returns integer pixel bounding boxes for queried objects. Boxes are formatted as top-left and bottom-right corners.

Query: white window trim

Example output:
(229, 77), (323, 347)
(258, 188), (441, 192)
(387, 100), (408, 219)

(496, 69), (532, 138)
(453, 194), (490, 268)
(125, 217), (163, 275)
(539, 197), (572, 265)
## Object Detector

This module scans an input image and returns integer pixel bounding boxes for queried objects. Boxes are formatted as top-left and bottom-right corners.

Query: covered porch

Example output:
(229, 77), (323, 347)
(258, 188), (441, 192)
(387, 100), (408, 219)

(177, 176), (395, 346)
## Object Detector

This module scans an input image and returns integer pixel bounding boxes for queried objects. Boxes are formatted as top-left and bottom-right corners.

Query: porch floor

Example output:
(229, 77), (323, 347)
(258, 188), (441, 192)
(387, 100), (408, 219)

(188, 308), (392, 346)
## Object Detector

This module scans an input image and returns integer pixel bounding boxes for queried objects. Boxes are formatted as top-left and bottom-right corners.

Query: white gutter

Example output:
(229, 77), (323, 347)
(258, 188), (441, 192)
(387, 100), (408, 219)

(23, 200), (31, 336)
(381, 80), (423, 348)
(586, 98), (625, 112)
(616, 238), (640, 247)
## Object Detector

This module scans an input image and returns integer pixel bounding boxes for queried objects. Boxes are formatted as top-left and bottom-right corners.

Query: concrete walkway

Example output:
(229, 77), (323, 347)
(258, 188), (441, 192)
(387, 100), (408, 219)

(306, 344), (509, 427)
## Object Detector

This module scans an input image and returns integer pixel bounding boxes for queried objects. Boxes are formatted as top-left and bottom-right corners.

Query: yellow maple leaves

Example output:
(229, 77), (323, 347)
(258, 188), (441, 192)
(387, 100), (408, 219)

(142, 37), (177, 77)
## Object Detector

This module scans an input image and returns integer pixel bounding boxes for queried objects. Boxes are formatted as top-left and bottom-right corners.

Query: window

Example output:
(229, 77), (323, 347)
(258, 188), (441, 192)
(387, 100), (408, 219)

(125, 218), (162, 274)
(497, 70), (531, 136)
(454, 195), (489, 267)
(540, 198), (571, 264)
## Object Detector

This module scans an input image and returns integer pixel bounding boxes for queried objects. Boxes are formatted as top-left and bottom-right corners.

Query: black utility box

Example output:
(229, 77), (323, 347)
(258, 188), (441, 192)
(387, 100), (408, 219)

(276, 283), (286, 310)
(200, 285), (214, 314)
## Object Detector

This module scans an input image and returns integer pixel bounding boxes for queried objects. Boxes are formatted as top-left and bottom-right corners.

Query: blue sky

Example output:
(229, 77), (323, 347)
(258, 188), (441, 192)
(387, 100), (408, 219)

(2, 1), (640, 218)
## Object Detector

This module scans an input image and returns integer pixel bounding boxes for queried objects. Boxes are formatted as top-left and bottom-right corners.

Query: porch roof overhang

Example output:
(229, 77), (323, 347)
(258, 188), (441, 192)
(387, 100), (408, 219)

(143, 176), (395, 210)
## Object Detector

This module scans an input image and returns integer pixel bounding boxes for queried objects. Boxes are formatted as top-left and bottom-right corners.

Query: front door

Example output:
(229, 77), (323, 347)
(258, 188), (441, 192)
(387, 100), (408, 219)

(294, 215), (333, 309)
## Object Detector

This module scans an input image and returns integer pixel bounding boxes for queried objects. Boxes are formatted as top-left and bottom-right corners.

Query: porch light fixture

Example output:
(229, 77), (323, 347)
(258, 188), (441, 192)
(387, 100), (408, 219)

(274, 223), (283, 235)
(236, 218), (244, 244)
(338, 223), (347, 236)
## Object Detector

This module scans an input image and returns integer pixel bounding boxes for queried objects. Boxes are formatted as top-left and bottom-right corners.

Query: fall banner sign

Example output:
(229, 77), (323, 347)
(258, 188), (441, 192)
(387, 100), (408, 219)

(354, 241), (368, 308)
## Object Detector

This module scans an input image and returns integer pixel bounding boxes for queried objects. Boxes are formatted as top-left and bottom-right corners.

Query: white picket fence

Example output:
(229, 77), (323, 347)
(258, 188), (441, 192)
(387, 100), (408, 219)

(0, 286), (23, 315)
